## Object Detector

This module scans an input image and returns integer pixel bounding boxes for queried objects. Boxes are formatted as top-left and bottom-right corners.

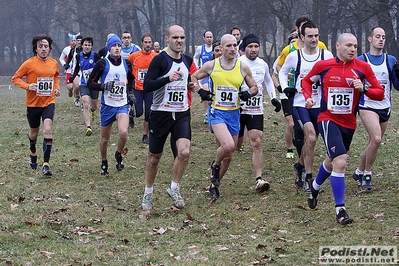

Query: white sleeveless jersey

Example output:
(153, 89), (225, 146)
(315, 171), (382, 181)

(281, 48), (333, 108)
(361, 53), (391, 109)
(102, 58), (128, 107)
(152, 60), (189, 112)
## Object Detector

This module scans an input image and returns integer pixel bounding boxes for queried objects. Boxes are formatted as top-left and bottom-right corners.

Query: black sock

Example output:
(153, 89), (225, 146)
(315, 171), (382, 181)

(43, 138), (52, 163)
(29, 137), (37, 154)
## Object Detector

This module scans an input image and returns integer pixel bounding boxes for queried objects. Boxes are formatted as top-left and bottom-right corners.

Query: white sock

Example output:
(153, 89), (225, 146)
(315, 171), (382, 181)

(313, 180), (321, 191)
(170, 181), (179, 190)
(336, 206), (345, 215)
(355, 169), (363, 175)
(144, 187), (153, 194)
(364, 170), (372, 176)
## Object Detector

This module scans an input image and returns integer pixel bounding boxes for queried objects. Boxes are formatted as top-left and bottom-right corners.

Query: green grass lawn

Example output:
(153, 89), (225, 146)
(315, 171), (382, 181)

(0, 80), (398, 265)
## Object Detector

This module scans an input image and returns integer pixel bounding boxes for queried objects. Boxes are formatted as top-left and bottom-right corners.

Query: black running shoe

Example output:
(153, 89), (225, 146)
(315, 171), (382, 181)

(210, 161), (221, 187)
(362, 174), (372, 190)
(209, 185), (221, 199)
(101, 160), (109, 176)
(42, 164), (52, 176)
(307, 178), (319, 209)
(115, 151), (124, 171)
(336, 208), (354, 225)
(30, 153), (37, 170)
(352, 172), (362, 187)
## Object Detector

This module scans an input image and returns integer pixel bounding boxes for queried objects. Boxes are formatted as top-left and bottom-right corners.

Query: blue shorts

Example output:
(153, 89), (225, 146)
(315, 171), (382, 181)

(208, 107), (240, 136)
(359, 107), (390, 123)
(318, 120), (355, 160)
(294, 107), (319, 135)
(100, 104), (129, 127)
(80, 86), (99, 99)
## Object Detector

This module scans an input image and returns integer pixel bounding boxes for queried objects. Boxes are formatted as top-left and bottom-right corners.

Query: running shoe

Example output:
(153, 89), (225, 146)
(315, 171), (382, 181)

(42, 163), (52, 176)
(100, 161), (109, 176)
(209, 185), (221, 199)
(115, 151), (124, 171)
(167, 187), (184, 209)
(142, 134), (149, 144)
(86, 127), (92, 136)
(255, 178), (270, 193)
(30, 153), (37, 170)
(203, 114), (208, 124)
(307, 178), (319, 209)
(238, 145), (244, 152)
(142, 193), (153, 211)
(336, 208), (354, 225)
(210, 161), (221, 187)
(74, 97), (80, 107)
(362, 174), (372, 190)
(352, 172), (363, 187)
(286, 152), (295, 159)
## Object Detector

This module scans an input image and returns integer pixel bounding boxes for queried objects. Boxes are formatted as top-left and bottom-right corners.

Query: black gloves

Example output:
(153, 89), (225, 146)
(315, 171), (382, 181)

(283, 87), (297, 98)
(276, 85), (282, 93)
(128, 93), (136, 106)
(271, 98), (281, 112)
(239, 90), (251, 101)
(101, 81), (115, 91)
(64, 64), (70, 70)
(68, 76), (74, 83)
(198, 88), (213, 101)
(394, 63), (399, 78)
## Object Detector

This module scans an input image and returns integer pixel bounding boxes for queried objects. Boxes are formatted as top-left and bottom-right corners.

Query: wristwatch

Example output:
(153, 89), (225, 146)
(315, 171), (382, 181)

(363, 84), (368, 93)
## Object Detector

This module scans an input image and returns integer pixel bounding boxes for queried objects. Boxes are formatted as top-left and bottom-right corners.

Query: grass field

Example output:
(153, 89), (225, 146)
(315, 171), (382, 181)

(0, 78), (398, 265)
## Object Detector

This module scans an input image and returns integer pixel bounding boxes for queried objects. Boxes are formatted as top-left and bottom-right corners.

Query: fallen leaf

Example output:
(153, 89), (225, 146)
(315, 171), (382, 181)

(256, 244), (267, 249)
(25, 221), (39, 226)
(217, 246), (229, 251)
(11, 204), (19, 210)
(40, 251), (55, 259)
(151, 227), (166, 235)
(373, 213), (384, 219)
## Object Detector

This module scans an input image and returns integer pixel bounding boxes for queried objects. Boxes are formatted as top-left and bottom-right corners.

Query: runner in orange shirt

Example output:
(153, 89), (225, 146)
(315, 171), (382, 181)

(12, 34), (60, 176)
(127, 33), (157, 144)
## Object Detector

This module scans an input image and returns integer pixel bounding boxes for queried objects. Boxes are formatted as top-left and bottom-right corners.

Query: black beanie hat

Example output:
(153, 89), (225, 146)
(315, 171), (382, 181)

(241, 33), (260, 50)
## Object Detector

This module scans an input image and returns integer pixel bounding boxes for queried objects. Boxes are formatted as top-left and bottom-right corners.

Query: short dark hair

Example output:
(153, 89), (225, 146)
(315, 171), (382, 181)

(141, 33), (153, 42)
(295, 16), (311, 28)
(32, 34), (52, 55)
(300, 21), (317, 37)
(203, 30), (212, 37)
(81, 36), (93, 45)
(230, 27), (241, 34)
(369, 26), (383, 37)
(122, 30), (130, 35)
